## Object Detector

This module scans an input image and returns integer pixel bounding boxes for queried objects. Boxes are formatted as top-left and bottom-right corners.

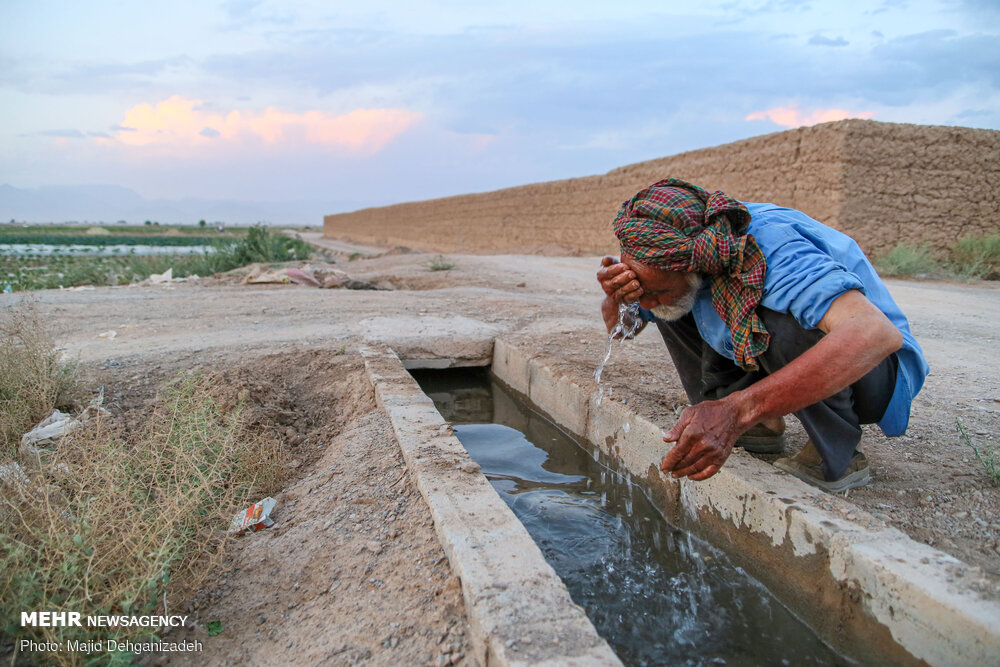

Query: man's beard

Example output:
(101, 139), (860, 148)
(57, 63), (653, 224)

(650, 274), (703, 321)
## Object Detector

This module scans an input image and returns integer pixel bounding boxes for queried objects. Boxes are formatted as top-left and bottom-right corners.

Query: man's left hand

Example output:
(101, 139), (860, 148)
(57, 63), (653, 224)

(661, 399), (743, 481)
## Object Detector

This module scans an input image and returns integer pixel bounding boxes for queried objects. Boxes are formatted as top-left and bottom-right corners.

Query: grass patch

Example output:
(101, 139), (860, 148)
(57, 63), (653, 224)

(950, 234), (1000, 280)
(0, 300), (78, 457)
(875, 234), (1000, 280)
(956, 419), (999, 486)
(3, 225), (316, 292)
(874, 244), (941, 277)
(427, 254), (455, 271)
(0, 371), (283, 665)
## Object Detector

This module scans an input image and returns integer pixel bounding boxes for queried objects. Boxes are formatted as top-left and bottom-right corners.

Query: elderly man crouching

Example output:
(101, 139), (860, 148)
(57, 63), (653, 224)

(596, 178), (928, 492)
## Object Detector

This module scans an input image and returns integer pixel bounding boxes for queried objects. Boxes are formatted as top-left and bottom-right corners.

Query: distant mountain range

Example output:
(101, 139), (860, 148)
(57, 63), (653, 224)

(0, 184), (361, 225)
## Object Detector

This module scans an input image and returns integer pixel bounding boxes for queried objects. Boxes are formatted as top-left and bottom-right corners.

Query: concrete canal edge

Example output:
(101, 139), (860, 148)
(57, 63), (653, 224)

(492, 338), (1000, 667)
(361, 345), (622, 667)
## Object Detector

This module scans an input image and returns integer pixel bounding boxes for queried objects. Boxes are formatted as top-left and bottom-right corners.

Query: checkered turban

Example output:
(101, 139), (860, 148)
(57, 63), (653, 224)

(613, 178), (769, 370)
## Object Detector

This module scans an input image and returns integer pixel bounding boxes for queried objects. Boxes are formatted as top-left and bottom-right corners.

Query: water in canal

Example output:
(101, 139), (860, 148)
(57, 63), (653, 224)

(412, 368), (850, 667)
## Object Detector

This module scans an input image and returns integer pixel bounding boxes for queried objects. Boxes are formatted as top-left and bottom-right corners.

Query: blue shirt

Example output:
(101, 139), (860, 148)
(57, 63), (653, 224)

(639, 202), (929, 437)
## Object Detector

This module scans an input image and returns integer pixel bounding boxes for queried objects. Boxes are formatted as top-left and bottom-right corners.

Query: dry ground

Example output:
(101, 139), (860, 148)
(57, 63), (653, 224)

(5, 248), (999, 662)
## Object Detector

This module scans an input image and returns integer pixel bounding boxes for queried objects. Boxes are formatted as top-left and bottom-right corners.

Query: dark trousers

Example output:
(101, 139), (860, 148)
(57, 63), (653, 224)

(655, 308), (897, 480)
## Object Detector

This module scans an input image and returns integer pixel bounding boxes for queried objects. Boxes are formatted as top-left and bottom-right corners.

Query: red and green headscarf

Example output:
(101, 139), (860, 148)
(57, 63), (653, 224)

(613, 178), (769, 370)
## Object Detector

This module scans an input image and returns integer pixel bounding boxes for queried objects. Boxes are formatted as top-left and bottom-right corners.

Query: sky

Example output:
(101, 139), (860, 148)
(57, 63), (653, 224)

(1, 0), (998, 218)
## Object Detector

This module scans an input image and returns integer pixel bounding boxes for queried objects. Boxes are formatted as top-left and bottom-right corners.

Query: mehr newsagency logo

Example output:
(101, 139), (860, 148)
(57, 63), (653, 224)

(20, 612), (202, 654)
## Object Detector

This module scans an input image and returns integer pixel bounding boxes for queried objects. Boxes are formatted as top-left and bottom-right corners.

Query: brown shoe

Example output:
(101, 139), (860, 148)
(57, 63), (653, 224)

(774, 440), (870, 493)
(737, 418), (787, 454)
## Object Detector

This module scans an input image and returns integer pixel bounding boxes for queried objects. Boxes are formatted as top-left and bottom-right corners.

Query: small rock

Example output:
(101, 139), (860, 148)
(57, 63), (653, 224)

(366, 541), (383, 555)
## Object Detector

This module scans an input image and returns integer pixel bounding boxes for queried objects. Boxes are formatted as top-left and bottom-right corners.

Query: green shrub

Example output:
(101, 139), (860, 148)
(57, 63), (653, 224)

(212, 224), (313, 267)
(427, 254), (456, 271)
(874, 244), (940, 277)
(949, 234), (1000, 279)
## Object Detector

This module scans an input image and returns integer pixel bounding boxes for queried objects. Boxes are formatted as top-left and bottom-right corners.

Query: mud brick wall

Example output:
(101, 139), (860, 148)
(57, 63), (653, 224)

(323, 120), (999, 258)
(838, 121), (1000, 256)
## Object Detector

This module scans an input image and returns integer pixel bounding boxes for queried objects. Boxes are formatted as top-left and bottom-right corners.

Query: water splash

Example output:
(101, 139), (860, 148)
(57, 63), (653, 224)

(595, 302), (642, 405)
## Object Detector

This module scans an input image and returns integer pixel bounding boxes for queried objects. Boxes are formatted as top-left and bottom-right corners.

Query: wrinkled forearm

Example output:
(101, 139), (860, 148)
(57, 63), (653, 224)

(725, 314), (902, 430)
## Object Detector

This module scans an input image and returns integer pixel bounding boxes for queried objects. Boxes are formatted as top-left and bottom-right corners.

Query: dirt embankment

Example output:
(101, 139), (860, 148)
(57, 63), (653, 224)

(90, 350), (478, 667)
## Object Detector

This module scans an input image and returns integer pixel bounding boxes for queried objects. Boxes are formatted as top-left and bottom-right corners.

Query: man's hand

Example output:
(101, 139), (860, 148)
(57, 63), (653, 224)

(660, 399), (743, 481)
(597, 256), (643, 302)
(597, 256), (648, 335)
(659, 290), (903, 483)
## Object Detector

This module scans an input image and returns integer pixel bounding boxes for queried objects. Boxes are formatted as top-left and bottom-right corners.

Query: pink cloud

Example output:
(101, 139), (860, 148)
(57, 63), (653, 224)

(745, 105), (875, 128)
(102, 96), (422, 155)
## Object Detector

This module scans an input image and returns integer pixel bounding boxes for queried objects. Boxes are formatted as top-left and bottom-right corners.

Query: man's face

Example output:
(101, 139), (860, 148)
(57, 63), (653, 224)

(621, 256), (703, 321)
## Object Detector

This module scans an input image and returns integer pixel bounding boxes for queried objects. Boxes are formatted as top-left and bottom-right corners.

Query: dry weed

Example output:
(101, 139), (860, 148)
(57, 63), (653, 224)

(0, 299), (78, 457)
(0, 372), (283, 665)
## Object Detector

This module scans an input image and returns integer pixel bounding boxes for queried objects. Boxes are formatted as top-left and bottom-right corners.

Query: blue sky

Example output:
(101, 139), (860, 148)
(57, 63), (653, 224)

(1, 0), (997, 215)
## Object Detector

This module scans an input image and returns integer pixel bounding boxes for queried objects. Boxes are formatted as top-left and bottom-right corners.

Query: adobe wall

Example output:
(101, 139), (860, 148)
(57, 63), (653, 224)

(839, 120), (1000, 257)
(323, 120), (999, 258)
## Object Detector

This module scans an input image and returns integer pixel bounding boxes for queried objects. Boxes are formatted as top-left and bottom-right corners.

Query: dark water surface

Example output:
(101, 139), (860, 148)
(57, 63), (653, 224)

(412, 368), (851, 667)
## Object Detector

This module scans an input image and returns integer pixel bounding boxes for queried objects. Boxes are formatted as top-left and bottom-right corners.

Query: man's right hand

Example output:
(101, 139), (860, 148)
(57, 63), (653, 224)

(596, 256), (643, 303)
(597, 256), (646, 334)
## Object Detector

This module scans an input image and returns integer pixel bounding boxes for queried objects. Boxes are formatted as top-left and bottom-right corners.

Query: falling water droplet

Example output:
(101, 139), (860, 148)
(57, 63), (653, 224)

(595, 302), (641, 405)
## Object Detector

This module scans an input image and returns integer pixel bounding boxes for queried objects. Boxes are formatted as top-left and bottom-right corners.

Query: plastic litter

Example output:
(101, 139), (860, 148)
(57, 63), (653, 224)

(20, 410), (82, 450)
(20, 390), (110, 455)
(242, 264), (352, 289)
(229, 497), (277, 533)
(284, 267), (321, 287)
(243, 266), (291, 285)
(148, 268), (173, 284)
